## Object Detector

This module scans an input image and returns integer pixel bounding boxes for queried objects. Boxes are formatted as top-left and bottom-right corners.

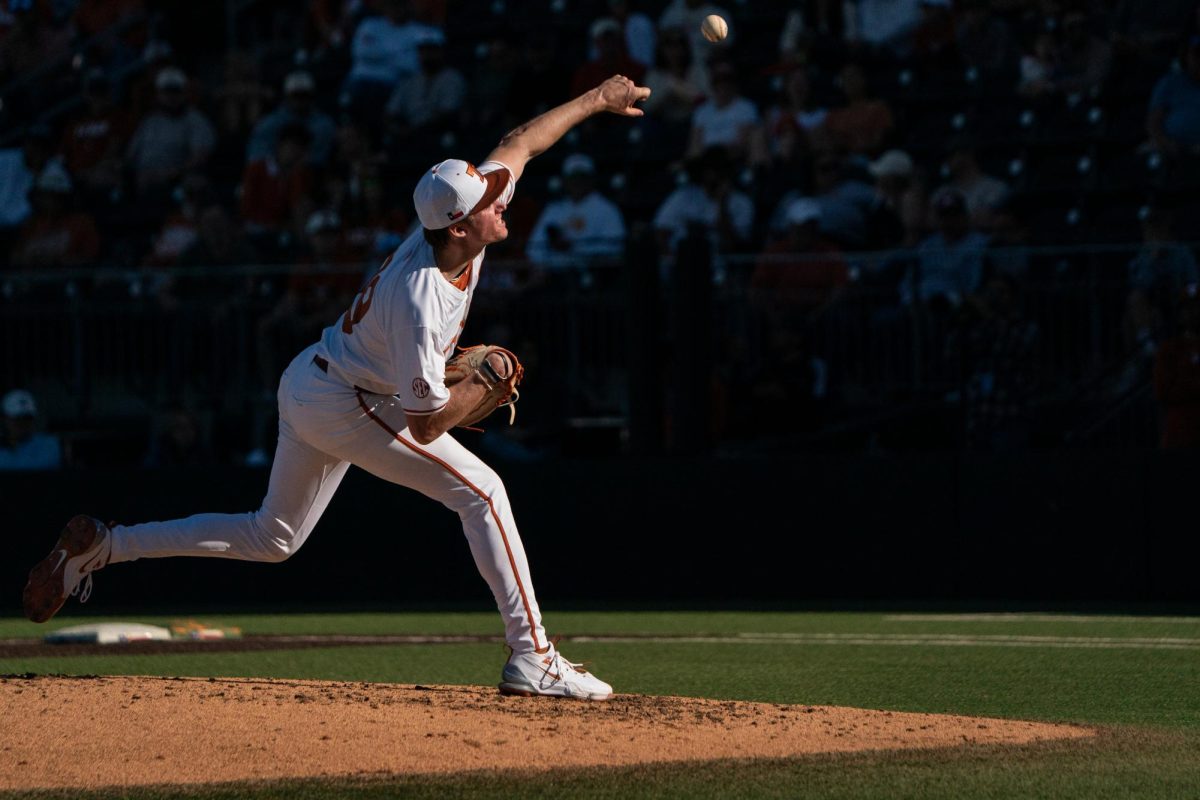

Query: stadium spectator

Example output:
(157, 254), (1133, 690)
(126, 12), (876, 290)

(770, 153), (876, 248)
(604, 0), (657, 69)
(144, 173), (212, 267)
(952, 274), (1039, 451)
(0, 389), (61, 471)
(938, 140), (1009, 230)
(10, 165), (101, 270)
(654, 147), (754, 255)
(336, 162), (409, 261)
(1054, 10), (1112, 96)
(821, 61), (893, 156)
(213, 52), (274, 144)
(1147, 36), (1200, 157)
(1018, 31), (1059, 97)
(60, 69), (131, 203)
(1154, 286), (1200, 448)
(257, 209), (361, 388)
(0, 3), (69, 83)
(686, 62), (764, 165)
(779, 2), (843, 64)
(127, 39), (190, 121)
(1113, 0), (1196, 63)
(125, 67), (217, 199)
(179, 205), (259, 270)
(247, 70), (337, 166)
(0, 125), (58, 238)
(385, 28), (465, 135)
(1126, 206), (1200, 352)
(659, 0), (733, 66)
(572, 18), (647, 98)
(904, 187), (988, 308)
(463, 35), (520, 131)
(956, 0), (1020, 87)
(752, 197), (848, 311)
(765, 65), (828, 166)
(642, 26), (706, 126)
(71, 0), (145, 43)
(509, 32), (571, 121)
(863, 148), (924, 249)
(342, 0), (440, 121)
(239, 123), (316, 257)
(304, 0), (357, 54)
(911, 0), (958, 67)
(527, 154), (627, 270)
(143, 407), (215, 467)
(842, 0), (922, 55)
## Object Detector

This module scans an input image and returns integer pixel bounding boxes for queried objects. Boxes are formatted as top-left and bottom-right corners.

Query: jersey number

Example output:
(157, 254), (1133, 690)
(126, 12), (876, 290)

(341, 253), (393, 334)
(341, 273), (382, 334)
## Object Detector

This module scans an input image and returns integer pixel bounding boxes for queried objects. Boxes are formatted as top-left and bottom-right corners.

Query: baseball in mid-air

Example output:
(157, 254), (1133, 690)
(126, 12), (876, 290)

(700, 14), (728, 42)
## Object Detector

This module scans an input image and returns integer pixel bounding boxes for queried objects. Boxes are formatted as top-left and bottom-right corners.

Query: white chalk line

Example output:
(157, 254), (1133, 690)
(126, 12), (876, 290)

(884, 614), (1200, 624)
(565, 634), (1200, 651)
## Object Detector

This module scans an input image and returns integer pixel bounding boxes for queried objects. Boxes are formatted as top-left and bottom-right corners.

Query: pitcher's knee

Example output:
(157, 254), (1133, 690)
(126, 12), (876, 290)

(248, 511), (300, 562)
(449, 469), (507, 516)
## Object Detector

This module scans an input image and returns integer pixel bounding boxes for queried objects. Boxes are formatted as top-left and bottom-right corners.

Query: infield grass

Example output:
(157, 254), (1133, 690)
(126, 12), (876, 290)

(2, 610), (1198, 799)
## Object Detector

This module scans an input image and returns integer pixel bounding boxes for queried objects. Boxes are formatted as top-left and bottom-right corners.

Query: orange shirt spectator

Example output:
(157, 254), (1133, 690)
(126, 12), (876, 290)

(821, 63), (893, 155)
(239, 124), (314, 234)
(752, 199), (847, 309)
(571, 18), (646, 97)
(60, 71), (131, 182)
(11, 167), (100, 269)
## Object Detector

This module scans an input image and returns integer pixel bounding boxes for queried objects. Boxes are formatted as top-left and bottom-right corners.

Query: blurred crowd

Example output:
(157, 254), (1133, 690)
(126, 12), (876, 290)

(3, 0), (1200, 461)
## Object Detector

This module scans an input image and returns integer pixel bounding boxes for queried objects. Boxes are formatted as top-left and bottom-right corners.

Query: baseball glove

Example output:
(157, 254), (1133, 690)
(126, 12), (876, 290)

(444, 345), (524, 428)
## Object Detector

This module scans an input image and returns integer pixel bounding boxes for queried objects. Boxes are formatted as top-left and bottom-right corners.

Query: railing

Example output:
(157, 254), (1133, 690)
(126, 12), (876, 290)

(0, 239), (1184, 454)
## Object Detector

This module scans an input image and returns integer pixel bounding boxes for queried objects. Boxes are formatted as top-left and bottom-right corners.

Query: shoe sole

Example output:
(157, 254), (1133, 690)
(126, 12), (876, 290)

(22, 515), (104, 624)
(497, 681), (610, 701)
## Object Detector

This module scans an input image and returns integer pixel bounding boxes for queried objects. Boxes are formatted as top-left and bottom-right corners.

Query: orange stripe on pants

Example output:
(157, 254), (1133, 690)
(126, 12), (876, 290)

(356, 391), (541, 652)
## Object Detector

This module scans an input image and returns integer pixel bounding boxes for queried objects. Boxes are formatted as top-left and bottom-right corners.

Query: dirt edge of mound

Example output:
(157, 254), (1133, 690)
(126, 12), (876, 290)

(0, 675), (1095, 792)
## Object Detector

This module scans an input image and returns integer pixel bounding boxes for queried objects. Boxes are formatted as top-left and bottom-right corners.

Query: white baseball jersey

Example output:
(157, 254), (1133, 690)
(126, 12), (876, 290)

(314, 160), (517, 414)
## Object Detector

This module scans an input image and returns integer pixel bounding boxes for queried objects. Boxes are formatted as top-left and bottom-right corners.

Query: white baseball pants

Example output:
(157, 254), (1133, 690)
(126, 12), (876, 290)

(109, 344), (548, 653)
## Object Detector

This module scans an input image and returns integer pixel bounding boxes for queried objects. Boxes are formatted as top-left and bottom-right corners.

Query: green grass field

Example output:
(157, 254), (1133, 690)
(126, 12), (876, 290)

(2, 610), (1198, 799)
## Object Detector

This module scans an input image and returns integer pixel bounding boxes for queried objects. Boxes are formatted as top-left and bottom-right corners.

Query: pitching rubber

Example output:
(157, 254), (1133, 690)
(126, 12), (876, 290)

(22, 515), (104, 624)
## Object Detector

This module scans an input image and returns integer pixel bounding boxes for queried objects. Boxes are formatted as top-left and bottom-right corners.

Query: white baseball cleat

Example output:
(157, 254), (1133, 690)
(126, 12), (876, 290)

(499, 645), (613, 700)
(23, 515), (112, 623)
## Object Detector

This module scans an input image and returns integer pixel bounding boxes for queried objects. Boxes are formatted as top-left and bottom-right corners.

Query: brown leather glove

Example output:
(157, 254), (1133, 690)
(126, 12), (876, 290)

(444, 345), (524, 428)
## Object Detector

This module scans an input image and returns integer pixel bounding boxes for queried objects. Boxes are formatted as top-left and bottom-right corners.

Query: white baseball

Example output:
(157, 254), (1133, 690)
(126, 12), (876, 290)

(700, 14), (727, 43)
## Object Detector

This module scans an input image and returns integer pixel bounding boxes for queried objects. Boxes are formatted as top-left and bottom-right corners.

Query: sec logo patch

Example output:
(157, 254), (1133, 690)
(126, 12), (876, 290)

(412, 377), (430, 398)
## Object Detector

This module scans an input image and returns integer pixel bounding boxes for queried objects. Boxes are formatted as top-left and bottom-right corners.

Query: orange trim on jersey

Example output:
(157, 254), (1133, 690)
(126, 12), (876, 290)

(355, 391), (541, 652)
(401, 402), (448, 416)
(449, 263), (472, 291)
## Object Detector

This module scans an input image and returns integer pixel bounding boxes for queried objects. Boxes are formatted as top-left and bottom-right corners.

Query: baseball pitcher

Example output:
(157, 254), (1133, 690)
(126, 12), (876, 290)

(23, 75), (651, 701)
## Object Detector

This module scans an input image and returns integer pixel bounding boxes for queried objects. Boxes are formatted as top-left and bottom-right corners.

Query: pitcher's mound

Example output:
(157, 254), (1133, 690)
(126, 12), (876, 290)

(0, 675), (1092, 791)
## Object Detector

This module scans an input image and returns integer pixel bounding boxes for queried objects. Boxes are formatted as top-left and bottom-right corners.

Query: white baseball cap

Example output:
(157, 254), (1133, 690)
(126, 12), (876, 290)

(155, 67), (187, 90)
(305, 209), (340, 235)
(413, 159), (510, 230)
(2, 389), (37, 418)
(283, 70), (316, 94)
(868, 149), (914, 179)
(785, 197), (822, 226)
(562, 153), (595, 176)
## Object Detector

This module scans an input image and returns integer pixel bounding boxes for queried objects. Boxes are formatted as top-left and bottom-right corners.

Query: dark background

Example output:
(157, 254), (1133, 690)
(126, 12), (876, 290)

(6, 449), (1197, 611)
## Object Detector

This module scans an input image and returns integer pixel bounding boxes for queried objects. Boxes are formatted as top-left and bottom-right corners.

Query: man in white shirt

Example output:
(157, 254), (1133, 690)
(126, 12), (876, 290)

(0, 390), (61, 471)
(385, 29), (467, 133)
(654, 147), (754, 255)
(342, 0), (442, 121)
(526, 153), (626, 269)
(24, 76), (652, 702)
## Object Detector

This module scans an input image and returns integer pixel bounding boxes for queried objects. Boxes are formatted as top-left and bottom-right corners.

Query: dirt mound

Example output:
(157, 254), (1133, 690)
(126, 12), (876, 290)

(0, 675), (1092, 791)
